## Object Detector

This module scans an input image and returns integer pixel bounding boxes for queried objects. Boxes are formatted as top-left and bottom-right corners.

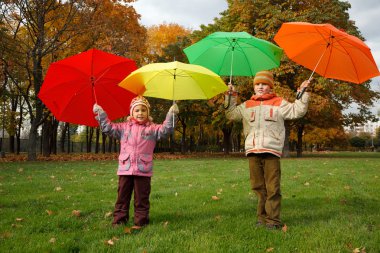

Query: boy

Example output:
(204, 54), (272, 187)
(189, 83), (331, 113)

(225, 71), (310, 229)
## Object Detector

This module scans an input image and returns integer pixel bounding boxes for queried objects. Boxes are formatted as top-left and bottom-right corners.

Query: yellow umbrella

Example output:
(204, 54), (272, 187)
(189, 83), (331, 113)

(118, 61), (227, 101)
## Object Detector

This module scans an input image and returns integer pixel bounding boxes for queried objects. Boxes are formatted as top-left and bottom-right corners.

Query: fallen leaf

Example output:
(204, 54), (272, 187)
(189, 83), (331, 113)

(104, 211), (113, 218)
(15, 218), (24, 222)
(18, 168), (24, 173)
(215, 215), (221, 221)
(344, 185), (351, 190)
(72, 210), (81, 217)
(46, 210), (54, 216)
(124, 227), (132, 234)
(163, 221), (169, 228)
(212, 196), (220, 200)
(55, 186), (62, 192)
(104, 239), (114, 246)
(266, 247), (274, 252)
(304, 182), (310, 186)
(353, 248), (360, 253)
(49, 237), (56, 243)
(282, 224), (288, 232)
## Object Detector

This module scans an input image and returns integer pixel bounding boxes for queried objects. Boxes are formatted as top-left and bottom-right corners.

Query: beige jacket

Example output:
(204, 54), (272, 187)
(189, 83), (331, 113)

(225, 93), (309, 157)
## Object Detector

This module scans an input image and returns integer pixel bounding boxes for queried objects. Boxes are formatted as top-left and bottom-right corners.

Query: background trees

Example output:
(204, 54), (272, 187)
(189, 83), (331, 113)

(1, 0), (378, 159)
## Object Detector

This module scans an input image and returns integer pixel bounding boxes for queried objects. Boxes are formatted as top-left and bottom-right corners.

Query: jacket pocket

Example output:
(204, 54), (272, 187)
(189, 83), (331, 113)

(264, 107), (278, 122)
(250, 111), (255, 122)
(137, 153), (153, 173)
(118, 153), (131, 171)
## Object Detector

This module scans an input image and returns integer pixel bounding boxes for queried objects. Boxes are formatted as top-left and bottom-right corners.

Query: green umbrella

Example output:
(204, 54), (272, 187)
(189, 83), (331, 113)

(184, 31), (283, 83)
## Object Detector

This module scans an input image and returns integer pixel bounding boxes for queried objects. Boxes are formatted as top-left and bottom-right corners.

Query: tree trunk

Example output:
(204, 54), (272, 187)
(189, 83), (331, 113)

(51, 119), (59, 154)
(95, 127), (100, 153)
(181, 123), (187, 154)
(102, 133), (107, 154)
(67, 124), (71, 153)
(42, 117), (52, 157)
(282, 121), (291, 158)
(296, 124), (305, 157)
(60, 123), (69, 152)
(222, 124), (232, 155)
(9, 135), (15, 153)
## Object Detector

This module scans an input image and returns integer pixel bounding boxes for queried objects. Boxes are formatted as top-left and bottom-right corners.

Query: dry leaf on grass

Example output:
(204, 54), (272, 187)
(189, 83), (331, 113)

(304, 182), (310, 186)
(282, 224), (288, 232)
(124, 226), (142, 234)
(104, 211), (113, 218)
(124, 227), (132, 234)
(163, 221), (169, 228)
(49, 238), (56, 243)
(266, 247), (274, 252)
(72, 210), (81, 217)
(55, 187), (62, 192)
(104, 239), (114, 246)
(212, 196), (220, 200)
(15, 218), (24, 222)
(46, 210), (54, 216)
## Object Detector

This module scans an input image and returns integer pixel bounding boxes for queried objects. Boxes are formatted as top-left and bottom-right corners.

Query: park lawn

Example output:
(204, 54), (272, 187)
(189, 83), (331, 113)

(0, 152), (379, 252)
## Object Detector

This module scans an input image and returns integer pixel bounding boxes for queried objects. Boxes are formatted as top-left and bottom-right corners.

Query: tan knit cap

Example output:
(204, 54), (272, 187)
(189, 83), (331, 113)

(253, 71), (274, 88)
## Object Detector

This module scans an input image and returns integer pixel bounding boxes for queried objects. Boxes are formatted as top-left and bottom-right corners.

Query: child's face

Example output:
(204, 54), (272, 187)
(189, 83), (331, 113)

(132, 105), (148, 123)
(254, 83), (272, 96)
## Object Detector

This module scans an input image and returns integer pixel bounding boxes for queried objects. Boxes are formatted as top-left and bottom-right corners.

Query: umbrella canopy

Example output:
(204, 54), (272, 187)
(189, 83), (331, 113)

(183, 31), (283, 83)
(38, 49), (137, 127)
(274, 22), (380, 84)
(118, 61), (227, 101)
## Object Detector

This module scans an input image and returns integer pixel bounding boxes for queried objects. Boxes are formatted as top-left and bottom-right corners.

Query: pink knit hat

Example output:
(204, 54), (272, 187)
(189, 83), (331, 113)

(129, 96), (150, 116)
(253, 71), (274, 88)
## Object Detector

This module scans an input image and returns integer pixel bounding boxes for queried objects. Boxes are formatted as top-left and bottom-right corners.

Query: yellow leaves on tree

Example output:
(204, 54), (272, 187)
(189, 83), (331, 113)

(146, 23), (191, 58)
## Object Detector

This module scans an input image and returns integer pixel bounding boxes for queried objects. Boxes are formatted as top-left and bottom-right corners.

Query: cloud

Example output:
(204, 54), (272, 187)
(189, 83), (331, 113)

(132, 0), (228, 30)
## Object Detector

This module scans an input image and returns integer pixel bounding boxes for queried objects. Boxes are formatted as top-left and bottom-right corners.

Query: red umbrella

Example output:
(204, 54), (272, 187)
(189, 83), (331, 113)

(38, 49), (137, 127)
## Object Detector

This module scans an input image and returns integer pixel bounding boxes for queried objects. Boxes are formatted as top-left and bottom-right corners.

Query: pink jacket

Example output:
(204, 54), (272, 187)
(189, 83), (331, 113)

(97, 111), (175, 177)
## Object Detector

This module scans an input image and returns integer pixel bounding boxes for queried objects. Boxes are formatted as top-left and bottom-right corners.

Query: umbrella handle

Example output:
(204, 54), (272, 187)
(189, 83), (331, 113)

(224, 94), (231, 109)
(296, 88), (306, 100)
(296, 75), (313, 100)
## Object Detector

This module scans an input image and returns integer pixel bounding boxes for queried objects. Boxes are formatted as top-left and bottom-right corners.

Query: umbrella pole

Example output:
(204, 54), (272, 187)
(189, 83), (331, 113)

(296, 45), (329, 99)
(225, 46), (235, 108)
(92, 81), (101, 126)
(229, 46), (235, 84)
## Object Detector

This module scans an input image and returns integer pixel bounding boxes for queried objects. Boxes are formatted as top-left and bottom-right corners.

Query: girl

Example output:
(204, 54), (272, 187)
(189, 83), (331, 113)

(93, 96), (178, 227)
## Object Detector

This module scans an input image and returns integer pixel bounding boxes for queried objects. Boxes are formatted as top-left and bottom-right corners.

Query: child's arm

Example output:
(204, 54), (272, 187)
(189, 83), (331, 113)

(93, 104), (123, 139)
(224, 84), (243, 121)
(155, 103), (179, 140)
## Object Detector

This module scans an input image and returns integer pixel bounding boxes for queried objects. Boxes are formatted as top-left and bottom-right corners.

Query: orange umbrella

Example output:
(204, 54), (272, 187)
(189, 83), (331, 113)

(274, 22), (380, 98)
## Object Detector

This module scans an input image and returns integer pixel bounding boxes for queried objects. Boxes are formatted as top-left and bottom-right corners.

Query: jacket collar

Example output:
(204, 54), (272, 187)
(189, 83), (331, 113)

(129, 117), (151, 126)
(250, 93), (277, 101)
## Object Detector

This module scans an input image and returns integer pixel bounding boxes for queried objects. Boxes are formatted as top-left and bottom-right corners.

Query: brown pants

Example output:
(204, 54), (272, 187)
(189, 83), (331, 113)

(113, 175), (151, 226)
(249, 153), (282, 225)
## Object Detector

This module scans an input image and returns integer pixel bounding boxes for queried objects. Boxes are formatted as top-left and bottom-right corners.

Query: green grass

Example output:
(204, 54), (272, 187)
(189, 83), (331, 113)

(1, 152), (379, 252)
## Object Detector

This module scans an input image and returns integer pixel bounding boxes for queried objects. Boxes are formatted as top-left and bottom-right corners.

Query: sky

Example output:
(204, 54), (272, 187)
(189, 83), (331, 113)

(132, 0), (380, 114)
